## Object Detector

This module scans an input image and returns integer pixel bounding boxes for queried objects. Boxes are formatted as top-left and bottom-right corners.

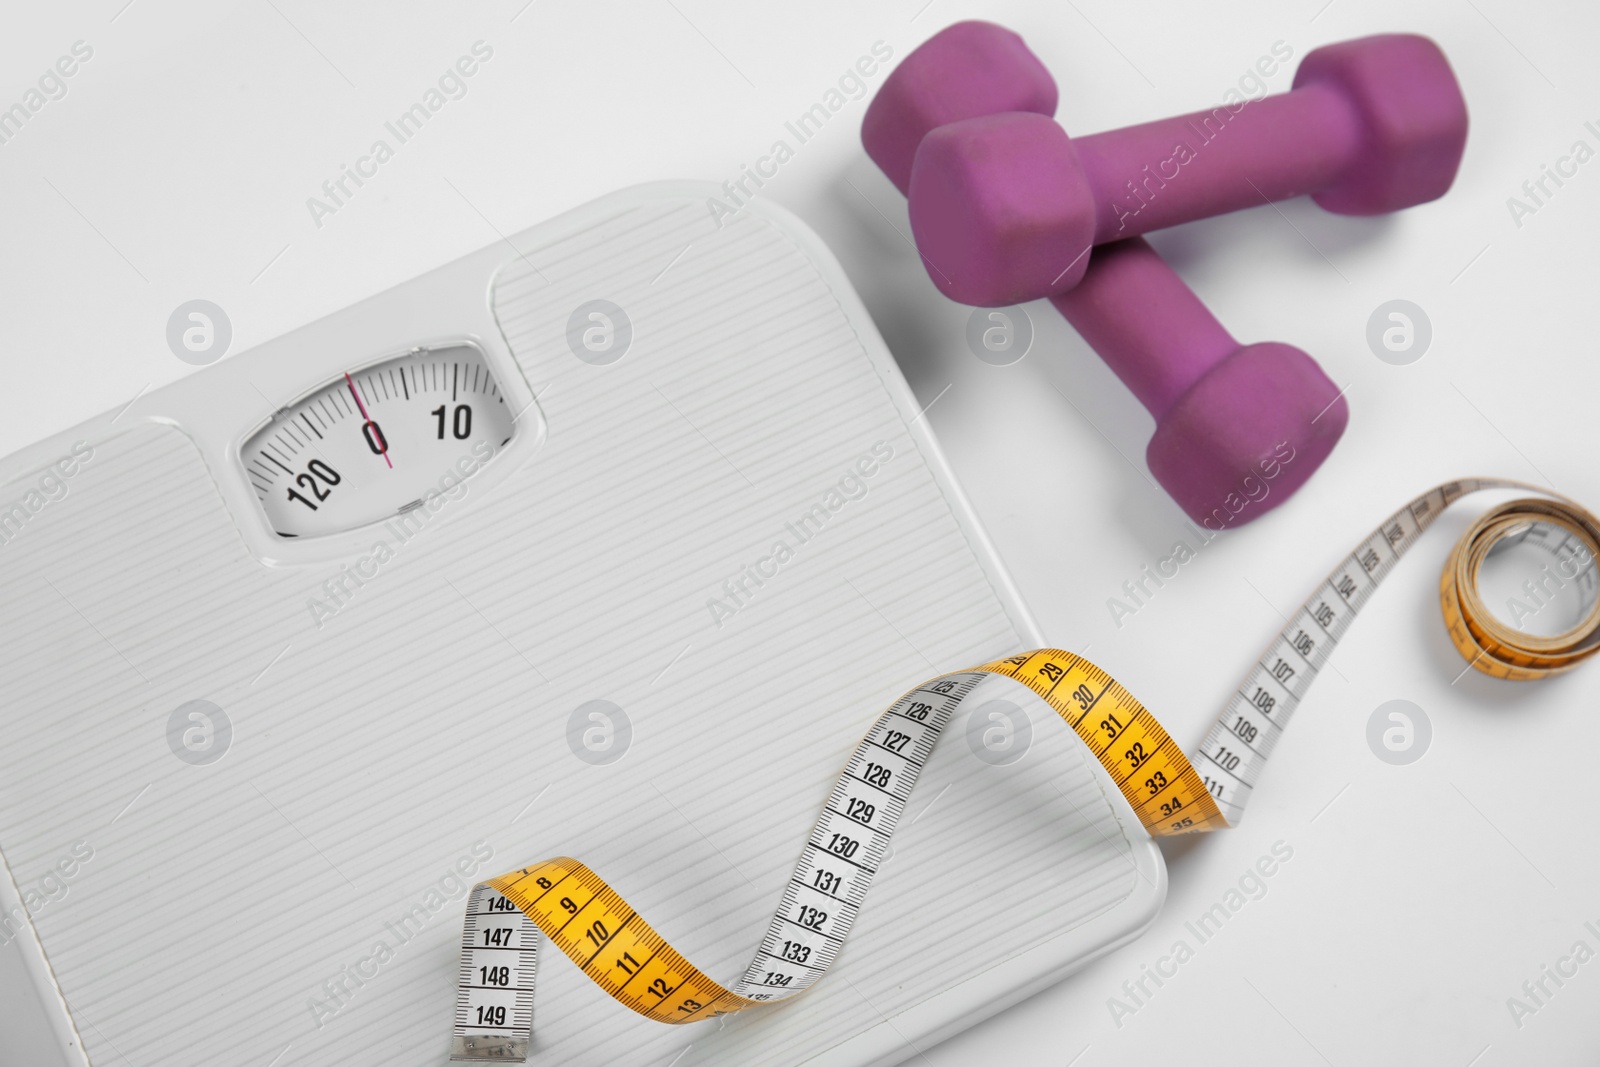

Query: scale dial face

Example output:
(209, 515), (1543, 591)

(241, 343), (514, 537)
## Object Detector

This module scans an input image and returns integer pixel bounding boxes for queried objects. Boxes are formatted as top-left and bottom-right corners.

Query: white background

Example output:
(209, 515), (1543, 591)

(2, 1), (1597, 1064)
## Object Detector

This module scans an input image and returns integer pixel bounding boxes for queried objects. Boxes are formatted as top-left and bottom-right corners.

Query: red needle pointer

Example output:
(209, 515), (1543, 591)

(345, 372), (392, 469)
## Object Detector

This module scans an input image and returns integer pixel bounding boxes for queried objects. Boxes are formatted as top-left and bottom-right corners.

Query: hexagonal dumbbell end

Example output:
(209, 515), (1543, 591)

(861, 20), (1057, 195)
(1292, 34), (1469, 215)
(909, 112), (1092, 306)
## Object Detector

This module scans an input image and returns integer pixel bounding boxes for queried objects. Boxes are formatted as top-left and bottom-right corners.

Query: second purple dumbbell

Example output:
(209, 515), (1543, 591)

(894, 25), (1468, 306)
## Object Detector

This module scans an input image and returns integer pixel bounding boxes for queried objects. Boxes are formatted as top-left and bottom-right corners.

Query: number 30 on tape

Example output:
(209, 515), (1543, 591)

(450, 479), (1600, 1061)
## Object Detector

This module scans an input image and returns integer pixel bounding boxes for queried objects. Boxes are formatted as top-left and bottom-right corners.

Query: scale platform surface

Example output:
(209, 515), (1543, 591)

(0, 183), (1163, 1067)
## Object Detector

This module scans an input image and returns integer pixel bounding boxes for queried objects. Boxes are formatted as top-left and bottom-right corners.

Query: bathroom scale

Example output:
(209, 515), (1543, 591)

(0, 182), (1163, 1066)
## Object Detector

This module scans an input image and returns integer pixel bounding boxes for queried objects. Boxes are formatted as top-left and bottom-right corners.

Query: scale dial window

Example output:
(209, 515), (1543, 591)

(240, 343), (513, 537)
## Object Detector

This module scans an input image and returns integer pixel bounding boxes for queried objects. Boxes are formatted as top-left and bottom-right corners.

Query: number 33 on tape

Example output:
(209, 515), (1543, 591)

(451, 479), (1600, 1061)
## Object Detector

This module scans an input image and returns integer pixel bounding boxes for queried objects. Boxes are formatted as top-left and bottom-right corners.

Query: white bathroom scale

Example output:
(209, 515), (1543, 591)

(0, 182), (1163, 1067)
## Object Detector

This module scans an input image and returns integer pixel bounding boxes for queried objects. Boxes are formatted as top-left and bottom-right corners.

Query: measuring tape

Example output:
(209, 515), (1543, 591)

(449, 479), (1600, 1061)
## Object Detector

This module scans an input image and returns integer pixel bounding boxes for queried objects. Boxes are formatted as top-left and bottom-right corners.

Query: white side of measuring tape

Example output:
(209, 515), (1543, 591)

(1198, 477), (1481, 822)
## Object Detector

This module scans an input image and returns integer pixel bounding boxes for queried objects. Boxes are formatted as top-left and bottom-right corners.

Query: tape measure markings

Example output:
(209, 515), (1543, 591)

(453, 883), (541, 1061)
(1197, 478), (1478, 823)
(451, 478), (1600, 1061)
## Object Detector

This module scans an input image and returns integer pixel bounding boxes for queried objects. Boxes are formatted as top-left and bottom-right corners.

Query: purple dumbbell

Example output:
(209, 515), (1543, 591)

(897, 26), (1468, 305)
(861, 21), (1353, 525)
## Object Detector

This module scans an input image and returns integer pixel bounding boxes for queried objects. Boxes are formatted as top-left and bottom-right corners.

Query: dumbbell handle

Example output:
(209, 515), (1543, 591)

(1074, 85), (1360, 241)
(1050, 238), (1235, 420)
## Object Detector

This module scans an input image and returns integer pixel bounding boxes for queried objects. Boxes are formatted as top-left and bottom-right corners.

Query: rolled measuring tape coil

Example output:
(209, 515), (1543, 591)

(450, 479), (1600, 1061)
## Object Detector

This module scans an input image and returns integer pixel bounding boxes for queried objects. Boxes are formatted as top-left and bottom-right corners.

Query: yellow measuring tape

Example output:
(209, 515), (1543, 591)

(450, 479), (1600, 1061)
(1441, 497), (1600, 679)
